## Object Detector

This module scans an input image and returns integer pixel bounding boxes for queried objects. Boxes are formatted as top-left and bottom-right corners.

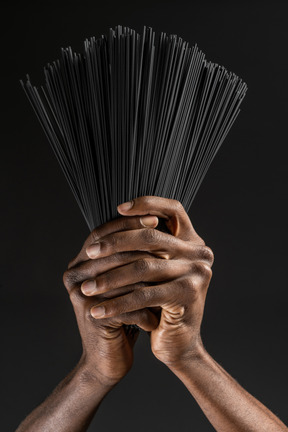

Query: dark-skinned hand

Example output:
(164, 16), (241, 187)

(63, 213), (160, 387)
(20, 197), (288, 432)
(64, 196), (214, 382)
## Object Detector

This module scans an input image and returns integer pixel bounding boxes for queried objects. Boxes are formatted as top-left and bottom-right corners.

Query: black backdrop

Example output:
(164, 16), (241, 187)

(1, 1), (288, 431)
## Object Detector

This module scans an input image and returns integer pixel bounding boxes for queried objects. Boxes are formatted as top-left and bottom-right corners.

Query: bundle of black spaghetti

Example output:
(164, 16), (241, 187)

(21, 25), (247, 231)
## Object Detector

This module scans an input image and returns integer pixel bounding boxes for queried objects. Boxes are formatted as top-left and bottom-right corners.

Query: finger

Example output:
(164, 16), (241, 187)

(68, 215), (159, 268)
(71, 287), (158, 332)
(105, 309), (159, 332)
(89, 267), (211, 319)
(89, 280), (181, 319)
(117, 196), (202, 242)
(85, 227), (192, 260)
(81, 258), (190, 296)
(63, 251), (155, 293)
(69, 282), (150, 318)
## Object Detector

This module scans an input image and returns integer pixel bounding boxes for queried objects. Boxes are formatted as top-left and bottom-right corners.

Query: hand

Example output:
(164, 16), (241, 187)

(82, 196), (214, 370)
(63, 214), (160, 387)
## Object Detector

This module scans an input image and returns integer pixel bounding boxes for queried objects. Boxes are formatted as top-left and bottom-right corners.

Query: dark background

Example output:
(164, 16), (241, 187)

(1, 0), (288, 431)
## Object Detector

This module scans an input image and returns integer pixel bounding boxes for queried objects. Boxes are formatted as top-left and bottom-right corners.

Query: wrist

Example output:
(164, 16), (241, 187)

(74, 355), (117, 394)
(164, 338), (208, 374)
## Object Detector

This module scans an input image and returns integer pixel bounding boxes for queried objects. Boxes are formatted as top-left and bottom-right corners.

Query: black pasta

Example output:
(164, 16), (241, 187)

(21, 25), (247, 231)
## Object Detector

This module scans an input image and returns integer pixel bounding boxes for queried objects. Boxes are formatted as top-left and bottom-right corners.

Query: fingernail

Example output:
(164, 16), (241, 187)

(117, 200), (134, 212)
(81, 280), (96, 295)
(91, 306), (105, 318)
(140, 215), (158, 227)
(86, 243), (100, 259)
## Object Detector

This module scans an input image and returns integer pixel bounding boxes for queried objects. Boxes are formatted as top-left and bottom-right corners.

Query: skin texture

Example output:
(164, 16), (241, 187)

(16, 196), (287, 432)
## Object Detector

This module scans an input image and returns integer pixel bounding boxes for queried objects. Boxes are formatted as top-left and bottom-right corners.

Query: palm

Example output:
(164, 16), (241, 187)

(91, 323), (139, 383)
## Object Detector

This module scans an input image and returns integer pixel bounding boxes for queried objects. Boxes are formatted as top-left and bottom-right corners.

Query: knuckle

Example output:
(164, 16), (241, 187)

(198, 245), (214, 266)
(193, 262), (212, 281)
(138, 196), (153, 206)
(201, 263), (212, 280)
(63, 269), (78, 291)
(141, 227), (158, 244)
(107, 234), (117, 248)
(63, 266), (90, 292)
(134, 258), (150, 276)
(107, 300), (122, 316)
(112, 252), (124, 263)
(180, 276), (195, 292)
(135, 287), (152, 304)
(99, 270), (114, 290)
(96, 274), (106, 290)
(179, 277), (198, 299)
(91, 227), (100, 243)
(100, 236), (115, 254)
(172, 199), (185, 212)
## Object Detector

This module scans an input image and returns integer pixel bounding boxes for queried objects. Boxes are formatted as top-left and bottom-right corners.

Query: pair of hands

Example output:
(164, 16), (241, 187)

(63, 196), (214, 387)
(17, 195), (288, 432)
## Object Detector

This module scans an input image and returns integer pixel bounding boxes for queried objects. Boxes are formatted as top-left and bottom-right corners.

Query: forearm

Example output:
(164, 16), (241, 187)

(169, 347), (287, 432)
(16, 358), (114, 432)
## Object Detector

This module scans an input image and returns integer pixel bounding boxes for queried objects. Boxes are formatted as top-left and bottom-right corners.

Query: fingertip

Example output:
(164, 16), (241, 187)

(81, 280), (96, 296)
(86, 243), (100, 259)
(91, 305), (106, 319)
(117, 200), (134, 213)
(140, 215), (159, 228)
